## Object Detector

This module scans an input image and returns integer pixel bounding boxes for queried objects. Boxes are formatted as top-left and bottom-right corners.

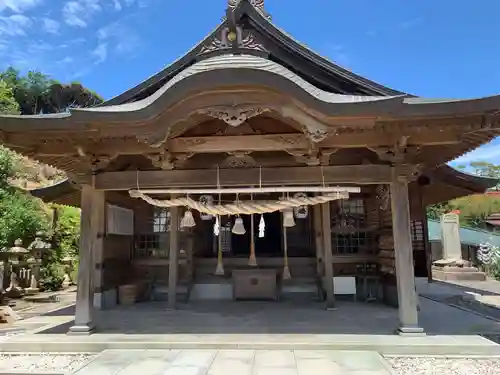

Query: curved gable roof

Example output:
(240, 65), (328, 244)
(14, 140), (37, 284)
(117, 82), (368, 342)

(100, 0), (404, 107)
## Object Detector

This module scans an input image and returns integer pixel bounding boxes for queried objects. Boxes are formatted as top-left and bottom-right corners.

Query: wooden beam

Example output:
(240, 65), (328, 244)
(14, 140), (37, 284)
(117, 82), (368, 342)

(8, 130), (462, 158)
(94, 165), (393, 190)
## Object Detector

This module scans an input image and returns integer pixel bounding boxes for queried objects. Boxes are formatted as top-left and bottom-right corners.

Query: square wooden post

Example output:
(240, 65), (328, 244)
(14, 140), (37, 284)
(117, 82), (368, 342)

(69, 185), (105, 335)
(390, 170), (424, 335)
(168, 205), (180, 309)
(321, 202), (335, 309)
(313, 204), (323, 277)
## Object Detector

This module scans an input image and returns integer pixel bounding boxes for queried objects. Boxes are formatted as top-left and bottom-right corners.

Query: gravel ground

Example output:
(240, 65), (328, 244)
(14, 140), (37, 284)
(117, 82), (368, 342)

(0, 353), (93, 374)
(386, 357), (500, 375)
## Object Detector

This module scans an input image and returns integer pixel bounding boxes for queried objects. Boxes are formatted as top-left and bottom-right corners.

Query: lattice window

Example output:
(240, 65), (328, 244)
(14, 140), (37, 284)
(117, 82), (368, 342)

(410, 220), (425, 251)
(153, 208), (170, 233)
(331, 198), (372, 254)
(133, 234), (168, 259)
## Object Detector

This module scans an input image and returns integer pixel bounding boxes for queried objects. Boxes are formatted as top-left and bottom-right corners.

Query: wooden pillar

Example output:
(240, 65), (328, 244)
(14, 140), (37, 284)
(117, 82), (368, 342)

(168, 205), (180, 309)
(418, 185), (433, 283)
(321, 202), (335, 309)
(313, 205), (323, 277)
(69, 185), (105, 335)
(390, 170), (424, 335)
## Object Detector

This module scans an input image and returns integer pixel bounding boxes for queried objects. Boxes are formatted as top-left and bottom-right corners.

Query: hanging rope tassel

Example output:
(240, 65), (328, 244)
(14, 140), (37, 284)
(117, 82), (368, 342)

(213, 215), (220, 236)
(248, 214), (257, 267)
(215, 216), (224, 276)
(282, 224), (291, 280)
(258, 214), (265, 238)
(248, 193), (258, 266)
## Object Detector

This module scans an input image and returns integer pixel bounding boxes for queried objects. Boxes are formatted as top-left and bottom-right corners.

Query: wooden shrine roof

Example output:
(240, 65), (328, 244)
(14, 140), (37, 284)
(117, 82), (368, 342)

(100, 0), (404, 106)
(1, 0), (500, 192)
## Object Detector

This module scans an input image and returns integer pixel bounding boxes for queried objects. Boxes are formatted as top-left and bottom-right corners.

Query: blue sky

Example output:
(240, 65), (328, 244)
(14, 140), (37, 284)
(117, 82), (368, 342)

(1, 0), (499, 165)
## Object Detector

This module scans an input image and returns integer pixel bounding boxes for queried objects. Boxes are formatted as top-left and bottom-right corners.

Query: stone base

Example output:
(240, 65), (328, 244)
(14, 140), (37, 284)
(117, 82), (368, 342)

(24, 288), (39, 295)
(67, 324), (95, 336)
(4, 288), (24, 299)
(397, 326), (426, 337)
(432, 266), (486, 281)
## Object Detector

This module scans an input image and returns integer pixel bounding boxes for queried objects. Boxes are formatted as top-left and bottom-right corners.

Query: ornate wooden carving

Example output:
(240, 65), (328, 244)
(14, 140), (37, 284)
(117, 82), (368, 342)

(368, 136), (422, 165)
(199, 26), (267, 55)
(146, 152), (194, 170)
(84, 154), (117, 173)
(222, 153), (257, 168)
(228, 0), (265, 11)
(198, 106), (270, 127)
(302, 127), (330, 143)
(266, 134), (304, 148)
(376, 184), (390, 211)
(136, 129), (170, 149)
(284, 149), (320, 166)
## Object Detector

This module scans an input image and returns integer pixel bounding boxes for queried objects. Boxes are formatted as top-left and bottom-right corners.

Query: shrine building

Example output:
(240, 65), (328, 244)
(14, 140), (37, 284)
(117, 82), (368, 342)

(1, 0), (499, 335)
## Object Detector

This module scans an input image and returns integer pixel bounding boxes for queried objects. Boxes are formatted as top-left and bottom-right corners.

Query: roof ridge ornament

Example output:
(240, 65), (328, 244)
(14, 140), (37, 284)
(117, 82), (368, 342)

(228, 0), (265, 13)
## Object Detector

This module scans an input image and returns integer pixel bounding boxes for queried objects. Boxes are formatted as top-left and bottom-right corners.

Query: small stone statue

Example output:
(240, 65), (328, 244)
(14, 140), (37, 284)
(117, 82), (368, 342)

(25, 274), (39, 295)
(5, 272), (23, 298)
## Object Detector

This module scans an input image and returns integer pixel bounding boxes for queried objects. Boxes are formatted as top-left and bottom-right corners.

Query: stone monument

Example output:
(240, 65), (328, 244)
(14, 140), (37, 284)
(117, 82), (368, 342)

(432, 213), (486, 281)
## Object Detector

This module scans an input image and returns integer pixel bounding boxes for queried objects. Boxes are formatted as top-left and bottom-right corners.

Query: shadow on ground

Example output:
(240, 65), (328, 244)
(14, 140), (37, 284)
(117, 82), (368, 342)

(37, 293), (500, 336)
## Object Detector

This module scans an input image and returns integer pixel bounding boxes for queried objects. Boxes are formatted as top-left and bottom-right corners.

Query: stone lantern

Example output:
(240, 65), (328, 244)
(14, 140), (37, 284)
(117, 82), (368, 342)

(61, 256), (74, 288)
(27, 231), (52, 262)
(26, 232), (52, 295)
(4, 239), (29, 298)
(6, 239), (29, 265)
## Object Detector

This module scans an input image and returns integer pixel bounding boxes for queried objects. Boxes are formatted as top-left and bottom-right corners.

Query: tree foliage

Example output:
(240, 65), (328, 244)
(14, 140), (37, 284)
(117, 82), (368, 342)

(0, 79), (20, 115)
(0, 67), (103, 115)
(0, 147), (49, 249)
(52, 204), (81, 258)
(427, 162), (500, 228)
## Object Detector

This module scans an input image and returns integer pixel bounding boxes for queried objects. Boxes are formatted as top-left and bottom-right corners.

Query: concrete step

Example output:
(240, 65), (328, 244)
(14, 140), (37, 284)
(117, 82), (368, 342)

(2, 334), (500, 356)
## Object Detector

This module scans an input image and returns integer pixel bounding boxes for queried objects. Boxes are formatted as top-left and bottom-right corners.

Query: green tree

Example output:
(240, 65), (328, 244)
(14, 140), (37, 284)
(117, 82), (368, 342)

(0, 147), (49, 249)
(52, 204), (80, 258)
(0, 80), (20, 115)
(0, 67), (103, 115)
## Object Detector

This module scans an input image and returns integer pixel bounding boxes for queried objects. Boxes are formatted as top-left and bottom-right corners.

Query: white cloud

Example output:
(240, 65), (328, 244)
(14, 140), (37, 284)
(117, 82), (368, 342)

(62, 0), (102, 28)
(0, 0), (42, 13)
(0, 14), (32, 36)
(399, 17), (423, 30)
(96, 20), (141, 58)
(112, 0), (122, 11)
(92, 42), (108, 63)
(41, 17), (60, 34)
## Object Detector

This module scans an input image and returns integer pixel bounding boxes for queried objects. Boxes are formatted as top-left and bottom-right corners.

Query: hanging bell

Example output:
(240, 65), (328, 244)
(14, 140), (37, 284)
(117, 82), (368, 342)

(283, 209), (296, 228)
(232, 216), (246, 235)
(180, 209), (196, 228)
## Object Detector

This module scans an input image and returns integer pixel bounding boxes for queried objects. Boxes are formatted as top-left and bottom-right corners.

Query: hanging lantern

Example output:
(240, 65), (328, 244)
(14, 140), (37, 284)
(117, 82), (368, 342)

(232, 216), (246, 235)
(258, 214), (266, 238)
(180, 209), (196, 228)
(293, 193), (308, 219)
(283, 209), (296, 228)
(199, 195), (214, 220)
(213, 215), (220, 236)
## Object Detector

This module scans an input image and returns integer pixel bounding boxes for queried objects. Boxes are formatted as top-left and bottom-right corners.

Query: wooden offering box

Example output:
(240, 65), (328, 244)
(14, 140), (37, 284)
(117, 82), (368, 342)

(232, 268), (279, 300)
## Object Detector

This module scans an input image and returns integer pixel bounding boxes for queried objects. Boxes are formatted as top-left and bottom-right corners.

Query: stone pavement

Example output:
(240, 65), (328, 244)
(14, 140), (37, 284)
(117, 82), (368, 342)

(73, 349), (394, 375)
